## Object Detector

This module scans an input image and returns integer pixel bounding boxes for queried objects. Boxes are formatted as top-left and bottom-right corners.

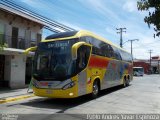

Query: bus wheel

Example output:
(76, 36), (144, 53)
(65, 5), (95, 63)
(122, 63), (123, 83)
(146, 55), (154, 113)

(123, 77), (127, 87)
(126, 77), (130, 86)
(92, 80), (99, 98)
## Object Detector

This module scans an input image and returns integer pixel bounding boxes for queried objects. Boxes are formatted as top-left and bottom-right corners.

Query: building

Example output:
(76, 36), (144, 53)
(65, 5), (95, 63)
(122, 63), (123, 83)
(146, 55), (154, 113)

(150, 56), (160, 74)
(133, 56), (160, 74)
(0, 1), (74, 89)
(0, 7), (44, 89)
(133, 59), (150, 74)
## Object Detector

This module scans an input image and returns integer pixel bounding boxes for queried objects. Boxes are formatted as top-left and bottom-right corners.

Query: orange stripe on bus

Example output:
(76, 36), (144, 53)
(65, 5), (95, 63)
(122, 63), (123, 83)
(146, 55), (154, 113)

(88, 55), (109, 68)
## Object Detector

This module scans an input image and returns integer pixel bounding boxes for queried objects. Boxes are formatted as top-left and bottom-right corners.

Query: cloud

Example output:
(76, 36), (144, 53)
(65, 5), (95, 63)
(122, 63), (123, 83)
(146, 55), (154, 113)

(105, 27), (117, 36)
(123, 0), (137, 12)
(77, 0), (122, 23)
(20, 0), (159, 59)
(21, 0), (44, 8)
(57, 21), (84, 31)
(123, 30), (160, 59)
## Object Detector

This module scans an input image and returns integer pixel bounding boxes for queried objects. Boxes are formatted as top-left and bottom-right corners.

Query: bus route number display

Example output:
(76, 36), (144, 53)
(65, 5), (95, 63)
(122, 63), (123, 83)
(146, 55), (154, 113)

(48, 42), (68, 48)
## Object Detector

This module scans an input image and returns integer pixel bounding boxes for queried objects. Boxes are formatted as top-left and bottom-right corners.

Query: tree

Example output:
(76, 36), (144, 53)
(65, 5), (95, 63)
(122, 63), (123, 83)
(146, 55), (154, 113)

(137, 0), (160, 37)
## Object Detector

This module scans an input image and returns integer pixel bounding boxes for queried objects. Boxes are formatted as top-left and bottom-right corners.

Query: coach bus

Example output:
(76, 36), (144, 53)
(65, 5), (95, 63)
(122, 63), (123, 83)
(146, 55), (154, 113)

(133, 67), (144, 76)
(25, 30), (133, 98)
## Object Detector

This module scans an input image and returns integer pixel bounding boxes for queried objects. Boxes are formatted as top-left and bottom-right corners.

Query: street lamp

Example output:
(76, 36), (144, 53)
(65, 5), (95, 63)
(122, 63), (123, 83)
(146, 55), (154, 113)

(123, 39), (139, 56)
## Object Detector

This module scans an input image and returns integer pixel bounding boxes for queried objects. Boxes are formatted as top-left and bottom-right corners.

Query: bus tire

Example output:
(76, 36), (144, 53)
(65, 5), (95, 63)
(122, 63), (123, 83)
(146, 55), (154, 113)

(126, 76), (130, 86)
(123, 76), (127, 87)
(91, 80), (99, 99)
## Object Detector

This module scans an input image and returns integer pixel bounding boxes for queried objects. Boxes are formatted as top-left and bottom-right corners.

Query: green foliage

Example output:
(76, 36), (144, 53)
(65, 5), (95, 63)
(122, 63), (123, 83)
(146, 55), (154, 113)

(137, 0), (160, 37)
(0, 43), (8, 51)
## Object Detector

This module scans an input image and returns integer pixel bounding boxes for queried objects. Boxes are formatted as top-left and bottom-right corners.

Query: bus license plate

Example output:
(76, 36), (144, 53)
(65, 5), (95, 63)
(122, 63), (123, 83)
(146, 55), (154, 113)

(46, 90), (53, 94)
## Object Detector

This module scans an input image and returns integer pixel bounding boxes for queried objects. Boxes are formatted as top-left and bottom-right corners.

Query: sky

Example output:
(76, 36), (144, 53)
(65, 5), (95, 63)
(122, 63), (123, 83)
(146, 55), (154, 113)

(11, 0), (160, 59)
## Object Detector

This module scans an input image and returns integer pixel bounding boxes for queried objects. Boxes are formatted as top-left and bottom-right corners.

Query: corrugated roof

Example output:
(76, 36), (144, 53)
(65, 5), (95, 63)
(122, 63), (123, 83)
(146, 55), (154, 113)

(0, 0), (75, 33)
(0, 4), (46, 26)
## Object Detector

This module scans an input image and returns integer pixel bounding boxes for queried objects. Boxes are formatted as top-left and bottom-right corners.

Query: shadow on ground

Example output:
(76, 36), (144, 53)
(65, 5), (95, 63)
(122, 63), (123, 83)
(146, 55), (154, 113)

(8, 85), (130, 113)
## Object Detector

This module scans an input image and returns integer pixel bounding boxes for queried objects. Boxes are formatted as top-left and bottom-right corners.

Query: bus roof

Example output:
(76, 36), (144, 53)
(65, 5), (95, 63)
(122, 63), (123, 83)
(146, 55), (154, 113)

(76, 30), (129, 53)
(42, 30), (130, 53)
(45, 31), (78, 40)
(133, 67), (144, 68)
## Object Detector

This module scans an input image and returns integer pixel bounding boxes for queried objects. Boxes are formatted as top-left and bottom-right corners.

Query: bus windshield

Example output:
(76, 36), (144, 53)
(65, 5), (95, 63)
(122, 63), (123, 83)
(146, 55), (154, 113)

(133, 67), (144, 72)
(33, 39), (77, 81)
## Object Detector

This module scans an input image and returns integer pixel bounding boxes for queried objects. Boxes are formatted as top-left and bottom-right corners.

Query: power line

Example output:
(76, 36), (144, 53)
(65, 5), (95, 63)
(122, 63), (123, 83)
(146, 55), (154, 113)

(116, 28), (126, 48)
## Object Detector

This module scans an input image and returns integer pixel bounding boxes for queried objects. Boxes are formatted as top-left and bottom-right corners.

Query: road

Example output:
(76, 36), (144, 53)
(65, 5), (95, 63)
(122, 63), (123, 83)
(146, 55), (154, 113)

(0, 74), (160, 119)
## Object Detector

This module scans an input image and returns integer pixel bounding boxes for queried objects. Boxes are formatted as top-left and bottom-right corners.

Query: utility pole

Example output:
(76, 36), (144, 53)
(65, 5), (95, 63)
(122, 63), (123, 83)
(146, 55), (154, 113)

(116, 28), (126, 48)
(127, 39), (139, 56)
(158, 59), (160, 74)
(149, 50), (153, 74)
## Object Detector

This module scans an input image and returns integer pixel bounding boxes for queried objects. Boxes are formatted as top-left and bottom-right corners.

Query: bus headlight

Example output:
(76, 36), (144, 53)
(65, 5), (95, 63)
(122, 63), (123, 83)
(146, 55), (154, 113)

(62, 81), (75, 90)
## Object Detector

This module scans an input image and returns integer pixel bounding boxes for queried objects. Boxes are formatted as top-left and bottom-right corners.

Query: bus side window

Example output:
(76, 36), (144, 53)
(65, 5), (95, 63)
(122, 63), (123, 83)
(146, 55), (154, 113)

(107, 45), (114, 58)
(77, 45), (91, 72)
(112, 46), (122, 60)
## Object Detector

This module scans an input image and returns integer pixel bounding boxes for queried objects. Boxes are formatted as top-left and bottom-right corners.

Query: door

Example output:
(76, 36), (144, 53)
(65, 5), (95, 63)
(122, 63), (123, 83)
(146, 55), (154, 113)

(12, 27), (18, 48)
(76, 45), (91, 96)
(0, 55), (5, 88)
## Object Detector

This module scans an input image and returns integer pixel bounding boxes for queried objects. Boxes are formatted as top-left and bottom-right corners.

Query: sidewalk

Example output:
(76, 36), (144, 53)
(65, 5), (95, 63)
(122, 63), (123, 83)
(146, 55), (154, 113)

(0, 88), (33, 99)
(0, 88), (34, 104)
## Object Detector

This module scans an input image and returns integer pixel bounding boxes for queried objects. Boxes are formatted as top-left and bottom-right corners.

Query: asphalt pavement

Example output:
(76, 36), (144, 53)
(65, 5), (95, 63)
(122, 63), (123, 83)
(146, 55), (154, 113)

(0, 74), (160, 120)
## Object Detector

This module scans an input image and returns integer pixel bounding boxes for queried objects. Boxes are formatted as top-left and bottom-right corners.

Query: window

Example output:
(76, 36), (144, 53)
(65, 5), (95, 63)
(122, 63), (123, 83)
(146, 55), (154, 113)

(85, 36), (92, 44)
(0, 23), (5, 45)
(80, 36), (124, 60)
(112, 46), (122, 60)
(77, 45), (91, 72)
(120, 50), (132, 62)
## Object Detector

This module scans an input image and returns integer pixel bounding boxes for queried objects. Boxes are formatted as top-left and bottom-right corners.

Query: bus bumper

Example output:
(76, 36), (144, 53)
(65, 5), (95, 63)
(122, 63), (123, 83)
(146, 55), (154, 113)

(32, 86), (78, 98)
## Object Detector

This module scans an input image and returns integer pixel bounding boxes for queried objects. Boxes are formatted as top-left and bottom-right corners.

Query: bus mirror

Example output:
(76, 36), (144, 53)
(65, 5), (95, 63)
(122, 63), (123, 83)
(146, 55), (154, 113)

(24, 46), (37, 55)
(72, 42), (91, 60)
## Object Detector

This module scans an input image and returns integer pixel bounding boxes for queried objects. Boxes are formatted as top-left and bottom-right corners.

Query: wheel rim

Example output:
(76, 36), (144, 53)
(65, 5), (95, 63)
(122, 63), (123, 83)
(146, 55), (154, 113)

(123, 79), (126, 87)
(93, 83), (98, 95)
(126, 78), (129, 86)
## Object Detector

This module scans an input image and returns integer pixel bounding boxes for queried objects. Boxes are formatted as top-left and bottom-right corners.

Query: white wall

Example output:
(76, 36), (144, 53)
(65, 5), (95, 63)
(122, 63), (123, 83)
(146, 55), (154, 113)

(0, 9), (43, 88)
(0, 9), (42, 45)
(9, 55), (26, 89)
(4, 55), (11, 82)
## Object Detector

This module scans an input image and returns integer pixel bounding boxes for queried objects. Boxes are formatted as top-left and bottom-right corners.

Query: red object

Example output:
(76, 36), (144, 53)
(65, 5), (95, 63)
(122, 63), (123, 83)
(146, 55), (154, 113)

(40, 82), (48, 86)
(133, 61), (150, 74)
(88, 55), (109, 68)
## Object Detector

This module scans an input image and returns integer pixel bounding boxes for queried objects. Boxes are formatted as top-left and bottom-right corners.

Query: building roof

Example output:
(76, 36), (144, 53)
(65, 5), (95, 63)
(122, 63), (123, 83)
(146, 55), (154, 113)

(0, 4), (45, 26)
(0, 0), (75, 33)
(133, 59), (148, 62)
(152, 56), (160, 60)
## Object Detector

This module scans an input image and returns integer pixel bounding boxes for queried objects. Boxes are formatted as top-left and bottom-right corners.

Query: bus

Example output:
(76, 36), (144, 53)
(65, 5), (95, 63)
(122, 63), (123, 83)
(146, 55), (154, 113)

(133, 67), (144, 76)
(25, 30), (133, 98)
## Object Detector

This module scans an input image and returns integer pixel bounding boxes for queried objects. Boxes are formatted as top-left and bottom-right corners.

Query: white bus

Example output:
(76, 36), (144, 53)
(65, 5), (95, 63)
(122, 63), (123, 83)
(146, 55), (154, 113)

(133, 67), (144, 76)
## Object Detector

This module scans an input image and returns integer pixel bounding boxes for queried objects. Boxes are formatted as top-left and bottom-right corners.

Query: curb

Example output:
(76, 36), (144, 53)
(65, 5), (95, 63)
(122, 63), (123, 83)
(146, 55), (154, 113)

(0, 94), (35, 104)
